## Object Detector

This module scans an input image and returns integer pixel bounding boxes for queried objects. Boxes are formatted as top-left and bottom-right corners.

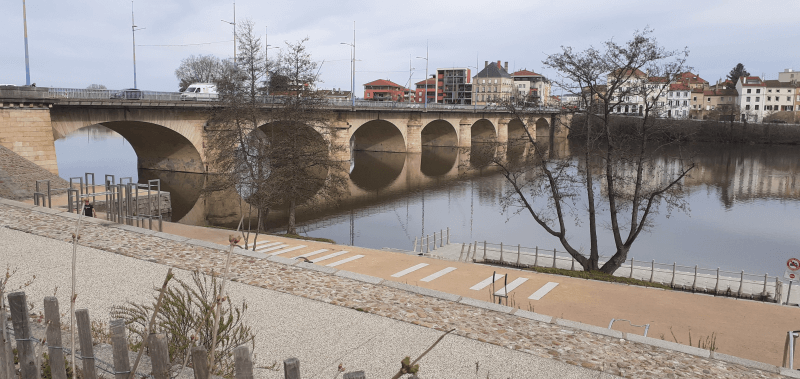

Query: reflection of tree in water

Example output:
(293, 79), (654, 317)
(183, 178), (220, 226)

(349, 151), (405, 191)
(420, 146), (458, 177)
(469, 143), (497, 168)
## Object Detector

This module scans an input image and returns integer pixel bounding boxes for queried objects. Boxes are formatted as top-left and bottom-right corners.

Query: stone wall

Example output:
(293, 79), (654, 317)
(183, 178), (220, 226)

(0, 101), (59, 174)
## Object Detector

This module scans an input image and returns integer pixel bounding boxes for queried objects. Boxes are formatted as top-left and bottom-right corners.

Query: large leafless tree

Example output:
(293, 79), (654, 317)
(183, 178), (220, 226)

(492, 29), (695, 273)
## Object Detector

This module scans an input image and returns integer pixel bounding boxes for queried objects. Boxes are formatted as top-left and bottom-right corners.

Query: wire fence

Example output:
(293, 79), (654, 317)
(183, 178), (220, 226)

(459, 241), (782, 301)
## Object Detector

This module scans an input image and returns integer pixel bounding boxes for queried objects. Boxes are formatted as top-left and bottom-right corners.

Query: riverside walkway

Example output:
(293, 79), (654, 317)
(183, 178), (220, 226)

(1, 197), (797, 378)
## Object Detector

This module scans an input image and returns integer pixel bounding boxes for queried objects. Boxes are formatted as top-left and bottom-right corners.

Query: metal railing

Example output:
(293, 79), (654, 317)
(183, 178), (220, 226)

(42, 87), (562, 113)
(462, 241), (783, 301)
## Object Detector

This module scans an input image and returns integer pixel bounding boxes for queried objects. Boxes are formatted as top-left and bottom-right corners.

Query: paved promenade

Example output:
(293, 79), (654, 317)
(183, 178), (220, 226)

(1, 198), (798, 378)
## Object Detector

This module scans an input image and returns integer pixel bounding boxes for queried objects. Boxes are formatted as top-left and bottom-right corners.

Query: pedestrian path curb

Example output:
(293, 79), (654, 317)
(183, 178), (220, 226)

(2, 196), (796, 378)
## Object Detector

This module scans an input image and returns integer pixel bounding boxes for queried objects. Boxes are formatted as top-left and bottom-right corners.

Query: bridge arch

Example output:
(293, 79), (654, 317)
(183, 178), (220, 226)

(50, 107), (206, 173)
(507, 119), (527, 141)
(534, 117), (550, 135)
(421, 120), (458, 147)
(471, 119), (497, 143)
(350, 119), (406, 153)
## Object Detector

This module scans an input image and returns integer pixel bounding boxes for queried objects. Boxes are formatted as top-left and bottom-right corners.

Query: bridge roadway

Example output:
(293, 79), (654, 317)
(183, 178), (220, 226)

(0, 86), (565, 175)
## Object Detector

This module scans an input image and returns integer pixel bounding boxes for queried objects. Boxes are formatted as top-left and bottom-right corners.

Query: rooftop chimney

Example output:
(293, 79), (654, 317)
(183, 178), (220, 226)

(485, 61), (488, 67)
(497, 60), (501, 69)
(504, 62), (508, 71)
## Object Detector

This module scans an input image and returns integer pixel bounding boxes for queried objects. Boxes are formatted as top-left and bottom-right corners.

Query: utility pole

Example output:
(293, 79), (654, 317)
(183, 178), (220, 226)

(416, 40), (429, 111)
(221, 2), (236, 66)
(130, 1), (145, 88)
(22, 0), (31, 86)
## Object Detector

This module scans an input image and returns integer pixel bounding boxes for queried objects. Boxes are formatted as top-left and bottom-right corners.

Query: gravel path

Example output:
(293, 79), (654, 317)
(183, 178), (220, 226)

(0, 200), (795, 378)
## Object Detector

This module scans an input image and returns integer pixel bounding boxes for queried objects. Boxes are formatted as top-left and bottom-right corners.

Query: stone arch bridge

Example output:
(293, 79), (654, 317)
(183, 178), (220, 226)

(0, 88), (566, 175)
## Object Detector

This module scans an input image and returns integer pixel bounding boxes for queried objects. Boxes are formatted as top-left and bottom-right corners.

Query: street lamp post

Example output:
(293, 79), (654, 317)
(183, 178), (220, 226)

(416, 41), (429, 111)
(340, 21), (355, 109)
(22, 0), (31, 86)
(221, 2), (236, 66)
(131, 1), (145, 89)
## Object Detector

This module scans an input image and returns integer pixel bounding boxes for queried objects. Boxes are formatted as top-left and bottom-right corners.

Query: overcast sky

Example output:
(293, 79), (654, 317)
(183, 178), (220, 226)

(2, 1), (799, 94)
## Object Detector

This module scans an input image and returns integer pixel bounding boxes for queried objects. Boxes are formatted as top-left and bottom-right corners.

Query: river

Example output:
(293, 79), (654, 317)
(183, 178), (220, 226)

(55, 125), (800, 278)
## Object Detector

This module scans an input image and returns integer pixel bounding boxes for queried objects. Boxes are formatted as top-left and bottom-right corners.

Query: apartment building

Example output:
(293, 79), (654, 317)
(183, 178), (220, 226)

(736, 76), (767, 122)
(689, 83), (738, 120)
(510, 69), (550, 105)
(666, 83), (691, 118)
(608, 68), (647, 115)
(363, 79), (410, 102)
(778, 69), (799, 83)
(763, 80), (795, 113)
(436, 68), (472, 105)
(414, 77), (436, 104)
(472, 61), (513, 105)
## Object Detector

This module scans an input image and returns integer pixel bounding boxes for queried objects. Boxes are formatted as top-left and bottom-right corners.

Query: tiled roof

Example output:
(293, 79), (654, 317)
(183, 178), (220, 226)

(764, 80), (797, 88)
(475, 61), (511, 78)
(610, 68), (646, 77)
(512, 69), (541, 77)
(415, 78), (436, 87)
(669, 83), (690, 91)
(364, 79), (404, 88)
(740, 76), (766, 86)
(649, 76), (669, 83)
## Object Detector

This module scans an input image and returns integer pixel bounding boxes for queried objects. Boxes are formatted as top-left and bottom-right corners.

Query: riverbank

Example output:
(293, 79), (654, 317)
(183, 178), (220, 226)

(2, 197), (799, 377)
(570, 113), (800, 145)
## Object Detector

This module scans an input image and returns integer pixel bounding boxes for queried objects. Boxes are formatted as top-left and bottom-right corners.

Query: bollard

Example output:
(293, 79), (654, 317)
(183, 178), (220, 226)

(650, 260), (655, 282)
(738, 270), (745, 297)
(670, 263), (676, 287)
(446, 227), (450, 244)
(552, 248), (557, 269)
(629, 258), (634, 278)
(440, 229), (444, 247)
(534, 246), (539, 267)
(432, 233), (437, 251)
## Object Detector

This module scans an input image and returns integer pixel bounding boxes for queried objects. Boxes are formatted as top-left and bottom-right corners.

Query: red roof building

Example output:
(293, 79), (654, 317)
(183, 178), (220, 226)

(363, 79), (410, 102)
(415, 78), (436, 104)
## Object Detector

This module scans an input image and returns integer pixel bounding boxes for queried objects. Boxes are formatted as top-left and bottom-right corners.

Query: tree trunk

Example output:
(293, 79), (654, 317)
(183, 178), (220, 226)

(287, 199), (297, 235)
(585, 113), (599, 271)
(600, 246), (629, 274)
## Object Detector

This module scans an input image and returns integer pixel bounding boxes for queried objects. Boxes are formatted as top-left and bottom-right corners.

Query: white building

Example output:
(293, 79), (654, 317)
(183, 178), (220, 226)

(736, 76), (766, 122)
(763, 80), (795, 114)
(666, 83), (691, 118)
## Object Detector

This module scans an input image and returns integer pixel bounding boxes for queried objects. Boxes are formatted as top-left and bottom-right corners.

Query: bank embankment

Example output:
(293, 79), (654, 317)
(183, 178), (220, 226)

(0, 144), (68, 200)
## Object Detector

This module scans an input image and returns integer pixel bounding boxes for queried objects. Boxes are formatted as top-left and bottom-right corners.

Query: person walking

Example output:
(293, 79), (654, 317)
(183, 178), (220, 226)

(82, 198), (96, 217)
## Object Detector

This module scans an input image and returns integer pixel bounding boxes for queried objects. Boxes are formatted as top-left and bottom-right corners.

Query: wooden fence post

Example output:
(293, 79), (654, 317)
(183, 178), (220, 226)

(571, 257), (575, 271)
(483, 241), (487, 260)
(650, 260), (655, 282)
(714, 268), (720, 294)
(109, 319), (131, 379)
(499, 242), (503, 263)
(516, 244), (521, 266)
(552, 249), (557, 269)
(670, 263), (676, 287)
(692, 265), (698, 291)
(458, 243), (465, 262)
(629, 258), (634, 278)
(284, 358), (300, 379)
(76, 309), (98, 379)
(762, 274), (769, 297)
(446, 227), (450, 244)
(343, 372), (366, 379)
(0, 308), (12, 379)
(233, 346), (253, 379)
(534, 246), (538, 267)
(148, 334), (170, 379)
(9, 292), (40, 379)
(44, 297), (68, 379)
(412, 237), (417, 252)
(191, 347), (209, 379)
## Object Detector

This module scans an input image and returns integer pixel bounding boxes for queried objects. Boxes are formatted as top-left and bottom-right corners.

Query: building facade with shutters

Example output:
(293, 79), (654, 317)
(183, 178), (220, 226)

(472, 61), (513, 105)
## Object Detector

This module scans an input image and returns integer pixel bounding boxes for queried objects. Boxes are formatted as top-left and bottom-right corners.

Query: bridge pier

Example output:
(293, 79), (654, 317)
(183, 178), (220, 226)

(0, 101), (59, 175)
(458, 119), (472, 147)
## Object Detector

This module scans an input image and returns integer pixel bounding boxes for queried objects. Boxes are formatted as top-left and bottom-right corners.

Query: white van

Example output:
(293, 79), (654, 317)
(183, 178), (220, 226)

(181, 83), (218, 101)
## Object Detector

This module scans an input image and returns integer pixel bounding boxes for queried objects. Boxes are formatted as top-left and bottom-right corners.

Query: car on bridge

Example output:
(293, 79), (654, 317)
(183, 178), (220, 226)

(181, 83), (218, 101)
(112, 88), (143, 100)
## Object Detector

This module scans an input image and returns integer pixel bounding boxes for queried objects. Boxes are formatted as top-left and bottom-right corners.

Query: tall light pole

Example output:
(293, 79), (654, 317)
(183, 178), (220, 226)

(416, 40), (429, 111)
(131, 1), (145, 89)
(221, 2), (236, 66)
(340, 21), (355, 109)
(21, 0), (31, 86)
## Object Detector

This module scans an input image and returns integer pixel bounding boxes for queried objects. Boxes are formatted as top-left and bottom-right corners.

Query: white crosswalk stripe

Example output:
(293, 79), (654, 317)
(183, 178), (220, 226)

(528, 282), (559, 300)
(258, 244), (290, 253)
(254, 242), (282, 252)
(470, 275), (504, 290)
(420, 267), (456, 282)
(269, 245), (307, 256)
(391, 263), (429, 278)
(294, 249), (328, 259)
(326, 255), (365, 267)
(494, 278), (528, 296)
(311, 250), (349, 263)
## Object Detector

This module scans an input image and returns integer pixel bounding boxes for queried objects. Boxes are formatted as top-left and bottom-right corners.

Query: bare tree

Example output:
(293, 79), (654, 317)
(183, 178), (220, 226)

(174, 54), (224, 91)
(205, 29), (346, 239)
(491, 29), (695, 273)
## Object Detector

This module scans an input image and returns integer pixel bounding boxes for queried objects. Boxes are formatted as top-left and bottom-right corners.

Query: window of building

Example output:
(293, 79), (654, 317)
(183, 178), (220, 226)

(755, 105), (759, 110)
(768, 89), (772, 93)
(683, 100), (687, 106)
(746, 97), (751, 102)
(693, 96), (697, 101)
(707, 97), (711, 102)
(756, 97), (760, 102)
(777, 89), (781, 93)
(788, 97), (792, 102)
(756, 89), (761, 94)
(766, 105), (772, 111)
(745, 105), (750, 110)
(747, 89), (752, 93)
(768, 96), (772, 101)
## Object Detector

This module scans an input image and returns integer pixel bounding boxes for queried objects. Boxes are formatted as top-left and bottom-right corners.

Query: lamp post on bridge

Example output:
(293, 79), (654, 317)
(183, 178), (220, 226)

(221, 2), (236, 66)
(21, 0), (31, 86)
(131, 0), (145, 89)
(340, 21), (356, 110)
(416, 40), (429, 112)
